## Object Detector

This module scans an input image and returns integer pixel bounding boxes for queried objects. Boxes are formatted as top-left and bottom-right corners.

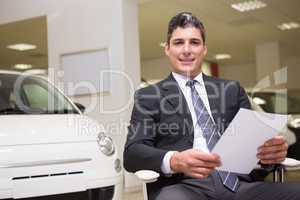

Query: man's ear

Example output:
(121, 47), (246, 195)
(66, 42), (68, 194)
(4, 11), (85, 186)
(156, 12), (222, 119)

(203, 45), (208, 56)
(164, 43), (170, 57)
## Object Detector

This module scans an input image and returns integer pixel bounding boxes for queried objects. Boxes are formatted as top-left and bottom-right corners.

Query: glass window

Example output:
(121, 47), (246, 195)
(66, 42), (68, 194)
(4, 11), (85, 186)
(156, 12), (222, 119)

(23, 83), (49, 109)
(250, 92), (300, 115)
(0, 73), (78, 114)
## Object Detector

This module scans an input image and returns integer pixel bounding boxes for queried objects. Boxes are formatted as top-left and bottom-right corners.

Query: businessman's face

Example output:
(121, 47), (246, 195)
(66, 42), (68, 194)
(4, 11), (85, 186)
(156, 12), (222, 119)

(165, 26), (207, 78)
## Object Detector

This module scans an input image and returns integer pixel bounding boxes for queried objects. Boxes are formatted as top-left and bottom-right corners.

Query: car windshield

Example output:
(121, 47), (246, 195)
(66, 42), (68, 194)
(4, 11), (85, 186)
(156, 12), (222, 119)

(248, 91), (300, 115)
(0, 73), (79, 115)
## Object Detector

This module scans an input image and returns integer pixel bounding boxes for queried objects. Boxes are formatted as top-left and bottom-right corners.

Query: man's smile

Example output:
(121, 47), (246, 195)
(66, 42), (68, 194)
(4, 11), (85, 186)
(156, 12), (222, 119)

(178, 57), (195, 65)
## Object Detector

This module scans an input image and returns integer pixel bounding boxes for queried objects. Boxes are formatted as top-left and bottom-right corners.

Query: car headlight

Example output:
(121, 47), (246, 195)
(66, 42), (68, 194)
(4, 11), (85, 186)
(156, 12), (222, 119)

(97, 132), (115, 156)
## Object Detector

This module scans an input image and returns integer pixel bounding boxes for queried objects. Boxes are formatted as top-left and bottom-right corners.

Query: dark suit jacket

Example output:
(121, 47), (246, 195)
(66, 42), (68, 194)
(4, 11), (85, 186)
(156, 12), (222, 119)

(123, 73), (252, 194)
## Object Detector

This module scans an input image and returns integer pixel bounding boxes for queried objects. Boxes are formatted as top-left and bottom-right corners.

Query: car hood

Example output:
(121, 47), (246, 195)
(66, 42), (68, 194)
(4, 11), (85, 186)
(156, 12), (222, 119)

(0, 114), (104, 146)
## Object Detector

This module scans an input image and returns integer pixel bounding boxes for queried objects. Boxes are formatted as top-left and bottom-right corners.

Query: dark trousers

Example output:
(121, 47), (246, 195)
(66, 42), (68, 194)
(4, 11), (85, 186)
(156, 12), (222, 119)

(151, 172), (300, 200)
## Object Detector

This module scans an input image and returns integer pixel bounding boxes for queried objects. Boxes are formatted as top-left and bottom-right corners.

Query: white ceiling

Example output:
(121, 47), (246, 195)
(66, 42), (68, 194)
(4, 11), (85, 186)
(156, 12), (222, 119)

(138, 0), (300, 66)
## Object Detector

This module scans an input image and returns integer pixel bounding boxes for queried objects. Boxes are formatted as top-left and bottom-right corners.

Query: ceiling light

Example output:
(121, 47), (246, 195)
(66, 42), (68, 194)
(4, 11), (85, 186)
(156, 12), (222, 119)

(7, 43), (37, 51)
(13, 64), (33, 70)
(215, 54), (232, 60)
(231, 0), (267, 12)
(25, 69), (47, 75)
(277, 22), (300, 31)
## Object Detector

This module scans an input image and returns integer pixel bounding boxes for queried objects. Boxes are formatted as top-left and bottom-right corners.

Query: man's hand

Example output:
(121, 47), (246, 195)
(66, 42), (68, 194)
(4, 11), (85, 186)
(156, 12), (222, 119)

(170, 149), (221, 179)
(257, 135), (288, 165)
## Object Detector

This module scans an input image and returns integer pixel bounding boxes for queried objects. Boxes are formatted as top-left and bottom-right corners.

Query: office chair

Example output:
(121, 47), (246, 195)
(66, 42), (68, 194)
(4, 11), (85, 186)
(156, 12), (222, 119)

(135, 158), (300, 200)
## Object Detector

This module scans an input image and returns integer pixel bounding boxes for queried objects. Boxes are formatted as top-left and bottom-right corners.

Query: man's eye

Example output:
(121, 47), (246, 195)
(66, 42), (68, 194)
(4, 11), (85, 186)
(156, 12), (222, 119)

(191, 41), (201, 45)
(173, 41), (183, 45)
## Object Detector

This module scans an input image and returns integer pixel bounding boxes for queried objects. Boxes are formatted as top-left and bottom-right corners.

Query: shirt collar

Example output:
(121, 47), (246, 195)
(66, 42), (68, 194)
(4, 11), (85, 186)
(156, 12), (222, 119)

(172, 72), (204, 89)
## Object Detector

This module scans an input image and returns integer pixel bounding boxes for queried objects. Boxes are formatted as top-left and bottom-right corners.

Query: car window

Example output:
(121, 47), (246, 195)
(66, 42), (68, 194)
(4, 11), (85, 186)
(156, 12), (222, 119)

(0, 73), (79, 114)
(287, 95), (300, 115)
(270, 94), (287, 114)
(23, 83), (49, 109)
(249, 91), (300, 115)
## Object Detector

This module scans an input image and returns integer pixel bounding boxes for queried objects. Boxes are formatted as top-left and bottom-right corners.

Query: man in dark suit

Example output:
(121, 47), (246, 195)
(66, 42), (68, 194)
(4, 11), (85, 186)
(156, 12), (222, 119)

(124, 12), (300, 200)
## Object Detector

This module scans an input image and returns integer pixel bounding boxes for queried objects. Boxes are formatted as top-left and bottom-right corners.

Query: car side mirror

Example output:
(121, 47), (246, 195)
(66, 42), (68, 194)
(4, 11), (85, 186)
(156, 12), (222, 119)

(74, 102), (86, 113)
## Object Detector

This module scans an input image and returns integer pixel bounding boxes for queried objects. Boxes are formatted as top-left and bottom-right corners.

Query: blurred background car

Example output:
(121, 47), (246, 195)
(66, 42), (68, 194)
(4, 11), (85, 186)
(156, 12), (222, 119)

(247, 89), (300, 160)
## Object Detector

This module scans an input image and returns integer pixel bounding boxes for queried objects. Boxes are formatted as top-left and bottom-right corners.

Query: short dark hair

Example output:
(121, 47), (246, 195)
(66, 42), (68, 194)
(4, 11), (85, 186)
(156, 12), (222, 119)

(167, 12), (206, 45)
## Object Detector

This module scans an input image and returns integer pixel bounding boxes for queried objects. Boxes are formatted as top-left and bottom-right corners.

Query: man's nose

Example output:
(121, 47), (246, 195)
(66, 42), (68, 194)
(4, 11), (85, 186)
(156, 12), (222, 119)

(183, 42), (191, 54)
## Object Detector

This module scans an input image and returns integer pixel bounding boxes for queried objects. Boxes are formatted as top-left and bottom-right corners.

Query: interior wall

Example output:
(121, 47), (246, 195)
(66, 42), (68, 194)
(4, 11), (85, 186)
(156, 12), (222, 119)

(219, 63), (257, 89)
(141, 57), (171, 81)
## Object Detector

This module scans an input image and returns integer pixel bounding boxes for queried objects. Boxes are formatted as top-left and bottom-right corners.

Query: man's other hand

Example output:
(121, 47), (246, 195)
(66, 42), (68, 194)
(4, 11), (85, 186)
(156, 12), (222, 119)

(257, 135), (288, 165)
(170, 149), (221, 179)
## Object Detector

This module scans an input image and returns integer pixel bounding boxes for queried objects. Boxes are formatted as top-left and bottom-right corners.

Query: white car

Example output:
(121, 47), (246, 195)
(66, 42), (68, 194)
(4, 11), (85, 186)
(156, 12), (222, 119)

(0, 70), (122, 200)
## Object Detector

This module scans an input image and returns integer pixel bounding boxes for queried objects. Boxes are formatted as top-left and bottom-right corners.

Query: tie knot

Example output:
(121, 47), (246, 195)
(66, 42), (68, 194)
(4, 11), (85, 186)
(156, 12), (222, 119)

(186, 80), (197, 88)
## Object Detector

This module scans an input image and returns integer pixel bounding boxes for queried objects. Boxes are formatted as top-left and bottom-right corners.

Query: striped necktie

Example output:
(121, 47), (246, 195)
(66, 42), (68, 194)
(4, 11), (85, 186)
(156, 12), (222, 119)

(187, 79), (239, 192)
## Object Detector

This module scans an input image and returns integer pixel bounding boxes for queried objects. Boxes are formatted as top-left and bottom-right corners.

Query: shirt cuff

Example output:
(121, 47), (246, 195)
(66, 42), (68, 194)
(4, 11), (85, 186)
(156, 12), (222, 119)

(161, 151), (177, 174)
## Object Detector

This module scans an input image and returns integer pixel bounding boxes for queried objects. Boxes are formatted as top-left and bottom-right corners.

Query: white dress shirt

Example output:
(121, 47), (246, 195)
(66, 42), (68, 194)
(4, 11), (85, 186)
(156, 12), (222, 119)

(161, 72), (214, 174)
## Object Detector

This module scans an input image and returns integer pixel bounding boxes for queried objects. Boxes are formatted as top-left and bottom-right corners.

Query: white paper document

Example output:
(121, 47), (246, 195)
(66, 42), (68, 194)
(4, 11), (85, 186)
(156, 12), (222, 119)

(212, 108), (287, 174)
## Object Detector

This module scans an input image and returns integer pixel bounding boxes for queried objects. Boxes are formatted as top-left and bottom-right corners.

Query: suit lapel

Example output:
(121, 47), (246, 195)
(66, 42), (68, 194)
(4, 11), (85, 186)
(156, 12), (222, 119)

(160, 74), (194, 137)
(160, 74), (181, 110)
(159, 74), (222, 141)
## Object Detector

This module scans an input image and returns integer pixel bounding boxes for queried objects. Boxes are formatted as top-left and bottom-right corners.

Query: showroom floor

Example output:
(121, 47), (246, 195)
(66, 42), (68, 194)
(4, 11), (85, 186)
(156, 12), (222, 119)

(123, 190), (143, 200)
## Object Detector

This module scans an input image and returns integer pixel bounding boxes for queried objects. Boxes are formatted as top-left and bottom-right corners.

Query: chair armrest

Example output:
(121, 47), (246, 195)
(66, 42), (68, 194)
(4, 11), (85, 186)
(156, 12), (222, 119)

(135, 170), (160, 200)
(269, 157), (300, 182)
(253, 158), (300, 182)
(135, 170), (160, 183)
(255, 157), (300, 170)
(281, 158), (300, 171)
